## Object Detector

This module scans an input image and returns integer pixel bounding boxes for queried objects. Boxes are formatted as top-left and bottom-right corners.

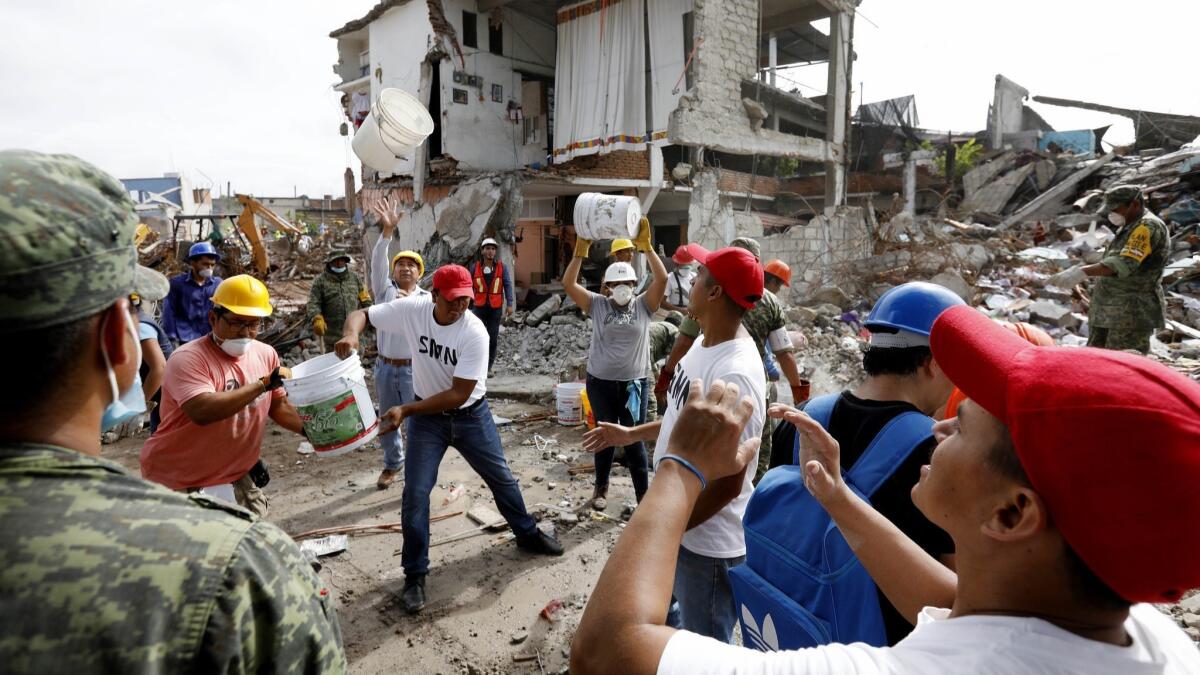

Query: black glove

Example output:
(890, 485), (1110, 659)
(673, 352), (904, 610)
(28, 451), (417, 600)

(261, 367), (285, 392)
(248, 459), (270, 488)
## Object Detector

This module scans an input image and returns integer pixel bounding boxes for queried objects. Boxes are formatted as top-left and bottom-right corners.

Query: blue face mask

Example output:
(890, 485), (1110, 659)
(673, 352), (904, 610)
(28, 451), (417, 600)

(100, 310), (147, 431)
(331, 265), (347, 274)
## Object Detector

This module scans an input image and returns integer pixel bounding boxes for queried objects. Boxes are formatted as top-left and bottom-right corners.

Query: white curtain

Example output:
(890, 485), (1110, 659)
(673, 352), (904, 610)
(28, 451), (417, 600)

(553, 0), (646, 163)
(647, 0), (691, 146)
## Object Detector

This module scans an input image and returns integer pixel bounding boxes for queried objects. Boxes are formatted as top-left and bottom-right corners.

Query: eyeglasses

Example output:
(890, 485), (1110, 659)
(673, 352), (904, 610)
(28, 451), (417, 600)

(221, 315), (263, 332)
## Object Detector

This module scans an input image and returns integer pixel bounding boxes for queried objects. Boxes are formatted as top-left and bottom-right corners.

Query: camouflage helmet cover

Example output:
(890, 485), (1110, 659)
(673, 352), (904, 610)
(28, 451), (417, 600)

(0, 150), (138, 332)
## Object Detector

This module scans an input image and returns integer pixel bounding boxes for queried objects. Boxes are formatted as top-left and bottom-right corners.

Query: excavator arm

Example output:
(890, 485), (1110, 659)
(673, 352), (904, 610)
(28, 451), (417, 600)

(235, 194), (303, 275)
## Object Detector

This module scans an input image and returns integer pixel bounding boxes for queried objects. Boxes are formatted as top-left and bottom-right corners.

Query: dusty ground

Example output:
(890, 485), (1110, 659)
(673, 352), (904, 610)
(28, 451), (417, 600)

(104, 377), (640, 675)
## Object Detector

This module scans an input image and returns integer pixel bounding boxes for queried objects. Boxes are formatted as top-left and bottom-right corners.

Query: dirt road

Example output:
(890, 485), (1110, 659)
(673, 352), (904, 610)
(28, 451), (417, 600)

(105, 399), (636, 674)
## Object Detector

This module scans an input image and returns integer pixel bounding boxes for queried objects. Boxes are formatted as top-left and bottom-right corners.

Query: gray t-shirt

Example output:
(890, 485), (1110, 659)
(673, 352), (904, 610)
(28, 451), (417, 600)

(587, 293), (652, 381)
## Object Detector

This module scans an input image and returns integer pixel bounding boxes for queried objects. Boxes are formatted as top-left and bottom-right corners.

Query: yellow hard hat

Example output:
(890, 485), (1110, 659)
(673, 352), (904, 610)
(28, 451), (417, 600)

(610, 238), (635, 255)
(212, 274), (273, 317)
(392, 250), (425, 278)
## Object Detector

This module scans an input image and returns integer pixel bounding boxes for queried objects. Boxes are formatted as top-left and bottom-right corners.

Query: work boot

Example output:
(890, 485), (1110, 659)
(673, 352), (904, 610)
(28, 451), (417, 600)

(591, 485), (608, 511)
(516, 528), (564, 556)
(376, 468), (399, 489)
(401, 575), (426, 614)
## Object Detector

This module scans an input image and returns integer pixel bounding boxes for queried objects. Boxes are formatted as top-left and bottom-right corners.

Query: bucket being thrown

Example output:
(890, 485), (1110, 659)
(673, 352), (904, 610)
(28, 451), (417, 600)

(352, 87), (436, 172)
(554, 382), (586, 426)
(283, 352), (379, 457)
(573, 193), (643, 241)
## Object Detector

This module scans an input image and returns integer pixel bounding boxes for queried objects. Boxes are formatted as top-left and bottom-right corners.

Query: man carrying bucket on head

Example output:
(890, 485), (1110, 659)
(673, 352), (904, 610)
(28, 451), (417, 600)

(336, 264), (563, 615)
(141, 275), (304, 518)
(368, 195), (430, 489)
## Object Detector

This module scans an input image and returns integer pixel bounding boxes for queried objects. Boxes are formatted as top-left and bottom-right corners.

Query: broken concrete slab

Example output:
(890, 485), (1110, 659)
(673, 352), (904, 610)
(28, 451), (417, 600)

(999, 153), (1116, 228)
(959, 162), (1036, 216)
(1029, 299), (1081, 329)
(963, 152), (1016, 200)
(930, 270), (973, 302)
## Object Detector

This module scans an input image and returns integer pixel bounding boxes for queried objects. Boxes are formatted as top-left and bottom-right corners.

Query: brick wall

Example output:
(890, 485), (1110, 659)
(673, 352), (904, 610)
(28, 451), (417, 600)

(758, 206), (874, 301)
(551, 149), (671, 181)
(717, 169), (780, 197)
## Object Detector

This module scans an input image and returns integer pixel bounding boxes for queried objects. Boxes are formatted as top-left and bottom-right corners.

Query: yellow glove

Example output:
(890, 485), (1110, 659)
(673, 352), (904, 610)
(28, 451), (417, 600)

(358, 286), (370, 304)
(312, 315), (327, 336)
(634, 216), (652, 252)
(574, 236), (593, 259)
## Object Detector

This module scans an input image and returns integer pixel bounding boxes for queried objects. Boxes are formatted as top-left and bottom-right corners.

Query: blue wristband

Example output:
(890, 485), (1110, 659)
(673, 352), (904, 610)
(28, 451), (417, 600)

(657, 455), (707, 490)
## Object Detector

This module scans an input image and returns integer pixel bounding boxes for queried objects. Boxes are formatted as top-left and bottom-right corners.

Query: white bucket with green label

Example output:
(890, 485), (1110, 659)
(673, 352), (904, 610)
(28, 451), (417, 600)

(283, 352), (378, 457)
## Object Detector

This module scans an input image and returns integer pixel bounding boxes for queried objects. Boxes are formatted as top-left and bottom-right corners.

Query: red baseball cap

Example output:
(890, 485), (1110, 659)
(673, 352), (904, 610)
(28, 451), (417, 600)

(931, 305), (1200, 602)
(672, 245), (694, 265)
(432, 264), (474, 301)
(684, 244), (763, 309)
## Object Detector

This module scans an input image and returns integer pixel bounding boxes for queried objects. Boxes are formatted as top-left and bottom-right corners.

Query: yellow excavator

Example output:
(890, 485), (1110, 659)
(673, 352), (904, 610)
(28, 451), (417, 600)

(235, 194), (304, 275)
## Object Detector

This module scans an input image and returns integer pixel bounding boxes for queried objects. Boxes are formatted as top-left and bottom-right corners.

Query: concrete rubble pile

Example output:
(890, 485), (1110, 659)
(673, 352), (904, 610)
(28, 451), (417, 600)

(494, 295), (593, 379)
(841, 137), (1200, 382)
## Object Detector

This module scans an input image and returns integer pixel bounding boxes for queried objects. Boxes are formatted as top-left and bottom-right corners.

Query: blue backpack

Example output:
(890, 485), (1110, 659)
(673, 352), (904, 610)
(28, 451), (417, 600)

(729, 393), (933, 651)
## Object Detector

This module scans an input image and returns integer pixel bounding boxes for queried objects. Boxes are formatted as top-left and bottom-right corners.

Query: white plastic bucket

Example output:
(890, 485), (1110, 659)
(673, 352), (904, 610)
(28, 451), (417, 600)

(352, 87), (435, 172)
(283, 352), (379, 457)
(573, 193), (642, 241)
(555, 383), (586, 425)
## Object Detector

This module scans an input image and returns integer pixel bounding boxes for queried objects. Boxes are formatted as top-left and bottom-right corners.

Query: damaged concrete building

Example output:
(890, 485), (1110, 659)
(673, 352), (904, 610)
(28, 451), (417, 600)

(330, 0), (865, 300)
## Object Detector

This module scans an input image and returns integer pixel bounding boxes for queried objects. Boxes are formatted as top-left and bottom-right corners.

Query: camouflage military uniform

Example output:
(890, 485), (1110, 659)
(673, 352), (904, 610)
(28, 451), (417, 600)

(307, 267), (368, 348)
(1088, 188), (1169, 353)
(0, 444), (346, 674)
(645, 320), (679, 420)
(0, 150), (347, 673)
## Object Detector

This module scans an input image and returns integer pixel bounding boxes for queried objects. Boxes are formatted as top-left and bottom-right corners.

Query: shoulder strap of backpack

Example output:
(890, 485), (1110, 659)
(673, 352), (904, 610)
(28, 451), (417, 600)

(792, 393), (839, 465)
(844, 411), (934, 498)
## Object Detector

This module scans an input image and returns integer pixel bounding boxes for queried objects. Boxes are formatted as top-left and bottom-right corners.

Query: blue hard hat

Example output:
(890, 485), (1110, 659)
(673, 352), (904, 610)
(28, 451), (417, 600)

(864, 282), (966, 336)
(187, 241), (221, 261)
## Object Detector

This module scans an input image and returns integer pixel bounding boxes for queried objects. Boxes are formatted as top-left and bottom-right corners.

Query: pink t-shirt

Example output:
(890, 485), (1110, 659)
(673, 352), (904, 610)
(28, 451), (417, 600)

(140, 336), (283, 489)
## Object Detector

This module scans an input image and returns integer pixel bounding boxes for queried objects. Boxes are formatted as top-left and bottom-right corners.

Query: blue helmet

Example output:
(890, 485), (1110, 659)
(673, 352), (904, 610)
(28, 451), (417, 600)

(865, 282), (966, 336)
(187, 241), (221, 262)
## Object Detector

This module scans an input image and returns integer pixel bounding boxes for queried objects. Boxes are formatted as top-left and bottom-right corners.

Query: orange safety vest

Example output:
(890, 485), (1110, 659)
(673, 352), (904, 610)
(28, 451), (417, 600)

(472, 261), (504, 309)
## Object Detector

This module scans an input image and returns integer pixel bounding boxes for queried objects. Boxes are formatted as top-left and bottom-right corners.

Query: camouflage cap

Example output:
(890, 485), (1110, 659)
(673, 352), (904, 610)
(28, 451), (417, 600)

(325, 250), (352, 265)
(729, 236), (761, 260)
(132, 265), (170, 302)
(1100, 185), (1143, 215)
(0, 150), (137, 332)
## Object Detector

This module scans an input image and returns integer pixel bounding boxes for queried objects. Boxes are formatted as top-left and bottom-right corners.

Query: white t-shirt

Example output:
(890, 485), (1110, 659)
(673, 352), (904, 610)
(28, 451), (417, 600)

(368, 295), (488, 407)
(654, 332), (765, 558)
(665, 266), (697, 307)
(369, 234), (430, 360)
(658, 604), (1200, 675)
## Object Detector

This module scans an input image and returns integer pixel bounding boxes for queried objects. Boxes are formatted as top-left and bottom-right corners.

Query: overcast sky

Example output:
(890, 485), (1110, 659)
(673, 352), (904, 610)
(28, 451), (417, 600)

(2, 0), (1196, 198)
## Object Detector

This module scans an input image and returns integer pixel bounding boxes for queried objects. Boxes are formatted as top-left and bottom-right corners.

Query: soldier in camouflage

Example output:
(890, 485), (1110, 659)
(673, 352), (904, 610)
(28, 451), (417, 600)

(644, 315), (681, 421)
(655, 237), (804, 478)
(1049, 185), (1169, 353)
(308, 250), (370, 350)
(0, 150), (346, 673)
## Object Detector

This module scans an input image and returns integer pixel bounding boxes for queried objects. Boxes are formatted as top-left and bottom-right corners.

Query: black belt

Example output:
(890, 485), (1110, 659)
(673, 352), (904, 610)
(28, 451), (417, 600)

(413, 396), (485, 416)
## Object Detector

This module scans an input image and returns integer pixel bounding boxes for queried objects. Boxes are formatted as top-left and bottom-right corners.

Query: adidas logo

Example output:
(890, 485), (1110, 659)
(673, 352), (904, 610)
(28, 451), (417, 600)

(740, 604), (779, 651)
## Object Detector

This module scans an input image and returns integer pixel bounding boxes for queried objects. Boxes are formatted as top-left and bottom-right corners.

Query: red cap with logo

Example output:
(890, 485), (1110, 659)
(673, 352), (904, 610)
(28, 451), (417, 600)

(931, 305), (1200, 602)
(432, 264), (474, 301)
(683, 244), (763, 309)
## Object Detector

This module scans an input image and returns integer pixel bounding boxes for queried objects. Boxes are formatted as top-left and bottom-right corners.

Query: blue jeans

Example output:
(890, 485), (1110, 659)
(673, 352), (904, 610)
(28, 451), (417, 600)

(374, 361), (414, 470)
(401, 398), (538, 577)
(667, 546), (744, 643)
(585, 373), (650, 500)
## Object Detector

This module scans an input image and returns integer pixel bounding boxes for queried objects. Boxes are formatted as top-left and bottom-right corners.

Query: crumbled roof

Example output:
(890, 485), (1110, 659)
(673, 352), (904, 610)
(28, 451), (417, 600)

(330, 0), (413, 38)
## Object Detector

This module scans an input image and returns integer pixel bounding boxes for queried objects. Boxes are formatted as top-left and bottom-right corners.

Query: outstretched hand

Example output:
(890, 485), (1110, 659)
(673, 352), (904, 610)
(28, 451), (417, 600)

(768, 403), (846, 505)
(370, 194), (401, 237)
(664, 379), (759, 483)
(582, 422), (633, 453)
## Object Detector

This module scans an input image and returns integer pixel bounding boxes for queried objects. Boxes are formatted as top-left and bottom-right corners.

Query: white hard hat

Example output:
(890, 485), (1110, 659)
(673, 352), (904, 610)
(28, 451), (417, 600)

(481, 237), (499, 248)
(603, 262), (637, 285)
